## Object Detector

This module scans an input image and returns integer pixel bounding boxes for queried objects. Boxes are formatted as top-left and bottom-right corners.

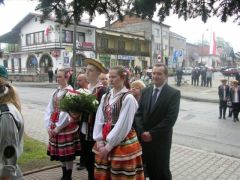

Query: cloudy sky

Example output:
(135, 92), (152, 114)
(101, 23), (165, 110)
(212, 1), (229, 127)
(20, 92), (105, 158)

(1, 0), (240, 52)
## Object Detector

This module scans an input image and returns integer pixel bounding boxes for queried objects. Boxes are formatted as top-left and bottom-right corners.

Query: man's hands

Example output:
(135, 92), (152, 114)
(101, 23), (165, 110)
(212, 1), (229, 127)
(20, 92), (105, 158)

(141, 131), (152, 142)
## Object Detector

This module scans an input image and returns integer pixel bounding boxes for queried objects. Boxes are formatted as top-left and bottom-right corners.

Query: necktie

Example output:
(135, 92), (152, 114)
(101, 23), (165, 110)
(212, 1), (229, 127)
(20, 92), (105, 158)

(150, 88), (159, 112)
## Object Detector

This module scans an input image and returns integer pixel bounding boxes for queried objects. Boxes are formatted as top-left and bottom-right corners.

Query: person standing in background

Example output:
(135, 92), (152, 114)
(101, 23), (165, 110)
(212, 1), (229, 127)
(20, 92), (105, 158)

(79, 58), (108, 180)
(218, 79), (229, 119)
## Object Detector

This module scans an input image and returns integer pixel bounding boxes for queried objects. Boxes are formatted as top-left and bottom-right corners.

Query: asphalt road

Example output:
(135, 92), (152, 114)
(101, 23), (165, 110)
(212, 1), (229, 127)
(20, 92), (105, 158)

(18, 86), (240, 158)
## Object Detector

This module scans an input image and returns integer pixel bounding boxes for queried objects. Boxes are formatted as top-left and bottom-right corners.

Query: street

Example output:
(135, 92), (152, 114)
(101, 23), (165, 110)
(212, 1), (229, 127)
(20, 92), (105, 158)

(18, 84), (240, 158)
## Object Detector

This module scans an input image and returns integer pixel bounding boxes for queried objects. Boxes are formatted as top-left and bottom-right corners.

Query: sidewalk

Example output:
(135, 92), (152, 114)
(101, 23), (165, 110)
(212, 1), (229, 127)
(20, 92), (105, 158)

(24, 144), (240, 180)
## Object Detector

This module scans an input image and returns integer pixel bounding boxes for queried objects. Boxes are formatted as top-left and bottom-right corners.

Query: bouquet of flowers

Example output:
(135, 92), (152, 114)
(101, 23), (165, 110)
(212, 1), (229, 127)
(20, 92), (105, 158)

(59, 92), (99, 114)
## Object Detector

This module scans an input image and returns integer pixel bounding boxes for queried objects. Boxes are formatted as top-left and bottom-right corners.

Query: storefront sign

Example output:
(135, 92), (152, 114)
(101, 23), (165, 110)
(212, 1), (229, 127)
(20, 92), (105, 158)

(118, 55), (135, 61)
(77, 42), (94, 50)
(51, 50), (60, 58)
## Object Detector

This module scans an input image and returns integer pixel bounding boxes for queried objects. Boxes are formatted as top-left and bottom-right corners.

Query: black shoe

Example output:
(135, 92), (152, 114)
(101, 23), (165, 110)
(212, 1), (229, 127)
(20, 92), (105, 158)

(77, 165), (86, 170)
(219, 117), (222, 119)
(234, 118), (237, 122)
(223, 117), (226, 119)
(237, 118), (239, 121)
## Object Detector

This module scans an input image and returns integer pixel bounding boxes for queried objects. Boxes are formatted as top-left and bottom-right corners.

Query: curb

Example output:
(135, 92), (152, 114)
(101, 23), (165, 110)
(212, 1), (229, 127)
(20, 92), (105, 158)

(181, 95), (218, 103)
(23, 164), (61, 176)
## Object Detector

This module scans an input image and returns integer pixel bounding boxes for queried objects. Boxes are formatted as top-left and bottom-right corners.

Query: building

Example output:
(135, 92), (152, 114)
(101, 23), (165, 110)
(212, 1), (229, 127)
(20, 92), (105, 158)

(0, 13), (96, 80)
(186, 43), (200, 67)
(169, 32), (186, 68)
(96, 28), (150, 69)
(107, 14), (171, 66)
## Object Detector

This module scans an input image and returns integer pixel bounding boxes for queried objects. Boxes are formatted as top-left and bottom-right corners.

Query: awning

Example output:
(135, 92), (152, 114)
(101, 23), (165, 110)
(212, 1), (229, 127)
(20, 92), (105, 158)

(0, 30), (20, 43)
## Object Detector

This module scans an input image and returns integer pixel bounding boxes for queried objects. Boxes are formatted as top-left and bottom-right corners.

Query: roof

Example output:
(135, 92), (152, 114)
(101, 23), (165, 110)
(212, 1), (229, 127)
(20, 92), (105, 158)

(170, 31), (186, 40)
(96, 28), (146, 39)
(0, 12), (96, 44)
(109, 14), (170, 28)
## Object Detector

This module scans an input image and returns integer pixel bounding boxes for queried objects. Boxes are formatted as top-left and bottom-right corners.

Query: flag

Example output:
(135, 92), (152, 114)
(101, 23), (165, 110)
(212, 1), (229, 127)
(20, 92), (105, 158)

(209, 32), (217, 55)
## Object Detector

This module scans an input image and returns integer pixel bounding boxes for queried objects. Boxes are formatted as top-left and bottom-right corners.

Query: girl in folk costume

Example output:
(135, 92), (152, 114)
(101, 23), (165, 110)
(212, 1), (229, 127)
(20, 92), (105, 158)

(93, 66), (144, 180)
(44, 69), (81, 180)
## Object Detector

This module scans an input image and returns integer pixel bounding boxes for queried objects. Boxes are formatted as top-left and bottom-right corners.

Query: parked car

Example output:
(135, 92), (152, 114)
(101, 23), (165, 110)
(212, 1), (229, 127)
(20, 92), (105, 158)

(222, 68), (239, 76)
(182, 67), (193, 75)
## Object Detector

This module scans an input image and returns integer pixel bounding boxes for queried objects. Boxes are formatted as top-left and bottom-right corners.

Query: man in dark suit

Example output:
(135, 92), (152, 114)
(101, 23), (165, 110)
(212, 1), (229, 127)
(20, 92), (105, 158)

(134, 63), (180, 180)
(218, 79), (230, 119)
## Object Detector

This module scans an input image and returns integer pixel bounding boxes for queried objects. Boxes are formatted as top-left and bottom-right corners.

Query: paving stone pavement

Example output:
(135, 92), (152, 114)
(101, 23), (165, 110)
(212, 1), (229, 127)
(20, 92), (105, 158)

(24, 144), (240, 180)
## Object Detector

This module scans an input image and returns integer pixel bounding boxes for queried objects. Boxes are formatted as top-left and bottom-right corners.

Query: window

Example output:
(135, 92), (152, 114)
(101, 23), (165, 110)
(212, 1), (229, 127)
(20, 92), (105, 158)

(162, 30), (168, 37)
(100, 38), (108, 48)
(77, 32), (85, 42)
(62, 30), (73, 43)
(155, 29), (160, 37)
(34, 31), (44, 44)
(134, 40), (141, 51)
(118, 40), (125, 50)
(155, 43), (161, 50)
(26, 33), (34, 45)
(26, 31), (44, 45)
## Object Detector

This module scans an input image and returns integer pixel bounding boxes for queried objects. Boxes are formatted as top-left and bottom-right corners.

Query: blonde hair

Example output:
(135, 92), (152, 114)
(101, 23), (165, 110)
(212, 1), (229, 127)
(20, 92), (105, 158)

(0, 78), (21, 111)
(131, 80), (146, 89)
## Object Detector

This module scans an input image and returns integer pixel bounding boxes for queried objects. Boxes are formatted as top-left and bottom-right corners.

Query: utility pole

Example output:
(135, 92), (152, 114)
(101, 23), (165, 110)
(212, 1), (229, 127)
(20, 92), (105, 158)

(72, 21), (77, 88)
(160, 22), (164, 64)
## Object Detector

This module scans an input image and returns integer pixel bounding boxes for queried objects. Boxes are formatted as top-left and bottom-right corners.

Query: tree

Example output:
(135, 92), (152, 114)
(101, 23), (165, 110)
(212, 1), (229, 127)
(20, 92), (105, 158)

(33, 0), (240, 25)
(1, 0), (239, 24)
(35, 0), (132, 25)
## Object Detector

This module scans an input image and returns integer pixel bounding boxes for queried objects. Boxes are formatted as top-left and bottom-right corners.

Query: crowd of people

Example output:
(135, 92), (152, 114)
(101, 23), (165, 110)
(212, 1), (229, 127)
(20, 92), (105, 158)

(0, 59), (180, 180)
(44, 59), (180, 180)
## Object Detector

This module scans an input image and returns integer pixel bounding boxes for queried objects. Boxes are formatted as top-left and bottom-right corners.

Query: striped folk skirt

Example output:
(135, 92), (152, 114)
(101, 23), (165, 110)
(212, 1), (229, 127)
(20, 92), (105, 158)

(47, 124), (81, 162)
(93, 129), (144, 180)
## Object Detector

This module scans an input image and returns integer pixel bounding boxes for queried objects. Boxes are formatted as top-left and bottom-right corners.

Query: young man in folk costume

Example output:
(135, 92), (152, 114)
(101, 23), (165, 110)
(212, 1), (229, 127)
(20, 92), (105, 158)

(45, 68), (81, 180)
(79, 58), (108, 180)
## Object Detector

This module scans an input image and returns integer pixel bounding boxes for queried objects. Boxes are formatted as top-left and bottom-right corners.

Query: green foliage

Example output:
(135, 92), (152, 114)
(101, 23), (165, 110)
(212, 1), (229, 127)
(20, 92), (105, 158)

(18, 134), (58, 172)
(35, 0), (133, 26)
(19, 135), (47, 163)
(59, 93), (99, 114)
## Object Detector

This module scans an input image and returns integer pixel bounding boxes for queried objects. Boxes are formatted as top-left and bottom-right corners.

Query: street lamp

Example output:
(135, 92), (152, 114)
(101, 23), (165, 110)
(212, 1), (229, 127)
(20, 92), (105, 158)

(201, 29), (208, 65)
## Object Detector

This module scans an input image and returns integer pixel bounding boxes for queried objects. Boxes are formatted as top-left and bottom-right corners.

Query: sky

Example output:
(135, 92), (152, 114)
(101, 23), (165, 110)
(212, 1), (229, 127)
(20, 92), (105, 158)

(1, 0), (240, 52)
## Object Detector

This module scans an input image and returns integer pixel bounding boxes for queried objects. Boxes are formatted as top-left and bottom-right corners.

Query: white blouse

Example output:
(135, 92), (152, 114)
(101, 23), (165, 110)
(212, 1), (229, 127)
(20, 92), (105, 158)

(93, 87), (138, 152)
(44, 85), (73, 130)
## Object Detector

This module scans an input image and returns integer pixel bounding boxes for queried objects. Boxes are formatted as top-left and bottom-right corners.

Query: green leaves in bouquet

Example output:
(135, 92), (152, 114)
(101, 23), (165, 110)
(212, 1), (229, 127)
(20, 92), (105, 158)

(59, 93), (98, 114)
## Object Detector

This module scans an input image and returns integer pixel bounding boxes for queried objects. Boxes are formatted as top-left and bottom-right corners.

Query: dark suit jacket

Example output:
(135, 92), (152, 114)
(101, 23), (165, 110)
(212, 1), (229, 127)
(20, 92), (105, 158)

(230, 86), (240, 103)
(134, 84), (180, 141)
(218, 85), (230, 101)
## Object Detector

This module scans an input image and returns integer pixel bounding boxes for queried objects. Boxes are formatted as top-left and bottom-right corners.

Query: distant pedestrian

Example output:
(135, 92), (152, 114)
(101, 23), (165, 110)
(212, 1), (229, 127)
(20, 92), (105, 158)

(141, 69), (150, 86)
(218, 79), (229, 119)
(201, 68), (207, 87)
(176, 67), (183, 86)
(48, 67), (54, 83)
(206, 68), (213, 87)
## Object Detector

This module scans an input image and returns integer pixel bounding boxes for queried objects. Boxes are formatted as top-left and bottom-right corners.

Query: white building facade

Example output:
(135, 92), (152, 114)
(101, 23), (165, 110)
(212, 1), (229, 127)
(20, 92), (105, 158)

(0, 13), (96, 74)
